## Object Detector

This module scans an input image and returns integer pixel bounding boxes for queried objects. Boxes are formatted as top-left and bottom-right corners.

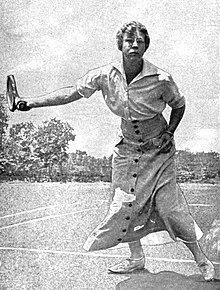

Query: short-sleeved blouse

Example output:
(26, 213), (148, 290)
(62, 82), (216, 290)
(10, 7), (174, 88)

(76, 58), (185, 121)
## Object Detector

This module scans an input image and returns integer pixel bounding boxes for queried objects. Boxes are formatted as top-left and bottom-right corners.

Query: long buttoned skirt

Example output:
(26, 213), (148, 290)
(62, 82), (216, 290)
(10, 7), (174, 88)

(83, 114), (202, 252)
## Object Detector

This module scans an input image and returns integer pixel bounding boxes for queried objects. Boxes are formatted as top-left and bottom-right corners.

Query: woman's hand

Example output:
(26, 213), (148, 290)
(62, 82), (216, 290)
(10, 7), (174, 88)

(157, 106), (185, 153)
(159, 131), (174, 153)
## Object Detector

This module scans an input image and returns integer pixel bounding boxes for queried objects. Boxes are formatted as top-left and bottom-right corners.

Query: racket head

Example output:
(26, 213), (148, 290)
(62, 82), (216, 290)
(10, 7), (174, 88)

(6, 75), (20, 112)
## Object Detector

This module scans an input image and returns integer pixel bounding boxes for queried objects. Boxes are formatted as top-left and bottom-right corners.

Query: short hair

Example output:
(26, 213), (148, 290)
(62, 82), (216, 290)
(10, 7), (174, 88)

(116, 21), (150, 51)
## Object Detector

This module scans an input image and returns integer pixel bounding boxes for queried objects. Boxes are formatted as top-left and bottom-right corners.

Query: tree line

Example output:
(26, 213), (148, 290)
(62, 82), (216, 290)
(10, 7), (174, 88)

(175, 150), (220, 183)
(0, 117), (112, 183)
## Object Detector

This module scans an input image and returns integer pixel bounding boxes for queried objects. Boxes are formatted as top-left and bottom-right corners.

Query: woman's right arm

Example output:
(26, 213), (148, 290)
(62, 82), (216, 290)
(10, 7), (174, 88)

(24, 87), (83, 109)
(7, 66), (101, 111)
(7, 74), (83, 112)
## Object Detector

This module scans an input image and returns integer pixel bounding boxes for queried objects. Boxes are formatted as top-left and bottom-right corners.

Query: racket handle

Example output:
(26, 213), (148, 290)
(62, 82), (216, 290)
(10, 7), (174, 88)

(17, 100), (31, 111)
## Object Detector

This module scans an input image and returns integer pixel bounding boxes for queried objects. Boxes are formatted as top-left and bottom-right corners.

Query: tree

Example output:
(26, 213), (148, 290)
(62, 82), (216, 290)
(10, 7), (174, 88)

(1, 118), (75, 182)
(3, 122), (37, 180)
(33, 118), (75, 181)
(0, 94), (9, 177)
(0, 94), (8, 151)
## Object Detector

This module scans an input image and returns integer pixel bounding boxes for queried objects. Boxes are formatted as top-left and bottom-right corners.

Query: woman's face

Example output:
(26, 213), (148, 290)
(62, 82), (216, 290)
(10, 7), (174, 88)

(122, 29), (146, 63)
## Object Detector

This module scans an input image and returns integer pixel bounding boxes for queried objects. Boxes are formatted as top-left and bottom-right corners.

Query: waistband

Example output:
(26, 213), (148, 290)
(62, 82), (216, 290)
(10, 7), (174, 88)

(121, 114), (167, 142)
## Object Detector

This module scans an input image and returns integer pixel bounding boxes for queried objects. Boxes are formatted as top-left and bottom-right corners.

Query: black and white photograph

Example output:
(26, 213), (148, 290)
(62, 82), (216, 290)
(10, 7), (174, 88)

(0, 1), (219, 289)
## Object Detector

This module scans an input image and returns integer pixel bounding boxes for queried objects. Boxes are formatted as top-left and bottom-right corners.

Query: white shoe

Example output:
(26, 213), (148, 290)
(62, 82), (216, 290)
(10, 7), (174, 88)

(197, 259), (215, 281)
(108, 257), (145, 274)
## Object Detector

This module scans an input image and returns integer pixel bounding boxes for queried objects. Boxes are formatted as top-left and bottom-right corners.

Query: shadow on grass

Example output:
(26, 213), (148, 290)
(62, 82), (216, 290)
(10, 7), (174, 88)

(113, 269), (220, 290)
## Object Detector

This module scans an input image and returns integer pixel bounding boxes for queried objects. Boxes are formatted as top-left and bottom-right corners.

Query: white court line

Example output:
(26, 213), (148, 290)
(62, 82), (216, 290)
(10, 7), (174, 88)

(0, 199), (108, 220)
(0, 209), (90, 230)
(0, 200), (212, 221)
(189, 193), (218, 196)
(0, 199), (213, 221)
(189, 204), (213, 207)
(0, 246), (219, 265)
(0, 204), (65, 219)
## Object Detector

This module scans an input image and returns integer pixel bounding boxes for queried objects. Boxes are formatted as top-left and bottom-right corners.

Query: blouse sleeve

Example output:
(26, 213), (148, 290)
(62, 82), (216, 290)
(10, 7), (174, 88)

(76, 68), (102, 98)
(162, 74), (185, 109)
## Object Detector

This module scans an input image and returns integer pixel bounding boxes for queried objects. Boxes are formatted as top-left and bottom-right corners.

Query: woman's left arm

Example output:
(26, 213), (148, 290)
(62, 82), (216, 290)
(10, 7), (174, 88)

(159, 105), (185, 153)
(167, 105), (185, 134)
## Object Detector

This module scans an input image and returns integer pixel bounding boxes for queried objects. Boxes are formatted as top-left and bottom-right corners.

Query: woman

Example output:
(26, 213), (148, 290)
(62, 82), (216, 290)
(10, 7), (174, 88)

(7, 21), (215, 281)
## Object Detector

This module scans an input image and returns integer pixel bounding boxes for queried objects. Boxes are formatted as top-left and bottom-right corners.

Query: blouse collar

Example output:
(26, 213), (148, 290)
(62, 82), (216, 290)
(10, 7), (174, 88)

(112, 58), (160, 78)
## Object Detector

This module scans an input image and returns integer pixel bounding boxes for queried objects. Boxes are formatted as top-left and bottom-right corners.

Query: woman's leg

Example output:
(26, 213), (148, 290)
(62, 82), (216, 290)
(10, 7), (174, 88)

(108, 240), (145, 273)
(183, 241), (215, 281)
(184, 241), (206, 263)
(128, 240), (145, 259)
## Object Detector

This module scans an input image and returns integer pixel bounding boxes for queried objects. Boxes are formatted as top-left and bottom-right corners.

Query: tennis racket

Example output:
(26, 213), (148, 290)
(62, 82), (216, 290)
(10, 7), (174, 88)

(6, 75), (29, 111)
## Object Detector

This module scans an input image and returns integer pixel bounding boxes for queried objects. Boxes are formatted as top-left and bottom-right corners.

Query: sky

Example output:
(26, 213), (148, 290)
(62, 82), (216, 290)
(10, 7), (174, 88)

(1, 0), (219, 157)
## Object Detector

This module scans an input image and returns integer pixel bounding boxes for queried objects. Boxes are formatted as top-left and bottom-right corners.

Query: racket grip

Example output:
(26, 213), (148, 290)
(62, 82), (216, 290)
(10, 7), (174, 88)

(17, 100), (31, 111)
